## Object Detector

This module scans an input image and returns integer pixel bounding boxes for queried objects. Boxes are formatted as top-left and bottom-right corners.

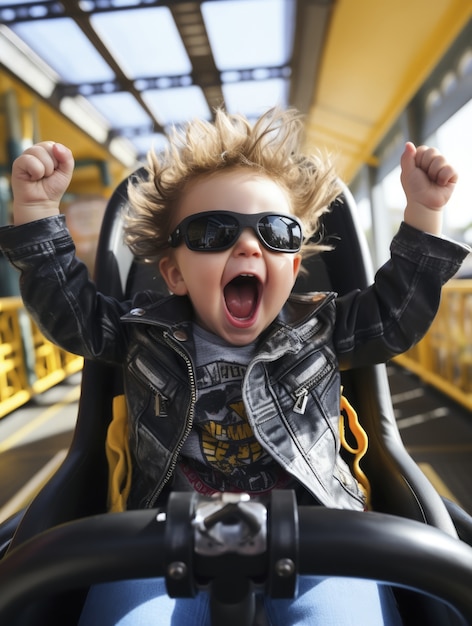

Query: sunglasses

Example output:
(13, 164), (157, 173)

(168, 211), (303, 253)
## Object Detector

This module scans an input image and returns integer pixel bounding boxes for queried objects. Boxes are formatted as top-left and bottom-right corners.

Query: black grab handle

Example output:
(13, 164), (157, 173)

(1, 493), (472, 625)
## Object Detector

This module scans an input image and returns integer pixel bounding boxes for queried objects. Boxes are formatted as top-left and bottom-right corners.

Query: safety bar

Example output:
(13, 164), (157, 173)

(1, 492), (472, 625)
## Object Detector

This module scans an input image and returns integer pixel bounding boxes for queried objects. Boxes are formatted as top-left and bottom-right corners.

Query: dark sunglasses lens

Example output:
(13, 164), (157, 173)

(258, 216), (302, 251)
(187, 214), (239, 250)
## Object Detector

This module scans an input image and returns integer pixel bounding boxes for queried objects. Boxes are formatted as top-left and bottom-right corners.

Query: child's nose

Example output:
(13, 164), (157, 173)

(233, 228), (263, 256)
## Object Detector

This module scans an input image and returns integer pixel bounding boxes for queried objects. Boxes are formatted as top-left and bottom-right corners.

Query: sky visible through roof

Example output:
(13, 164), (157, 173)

(1, 0), (295, 159)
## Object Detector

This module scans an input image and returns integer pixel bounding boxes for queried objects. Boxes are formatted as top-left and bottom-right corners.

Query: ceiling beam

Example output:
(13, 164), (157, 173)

(290, 0), (334, 115)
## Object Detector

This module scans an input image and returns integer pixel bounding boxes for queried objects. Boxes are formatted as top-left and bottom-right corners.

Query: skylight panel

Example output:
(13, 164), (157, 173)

(0, 25), (58, 97)
(91, 7), (191, 79)
(142, 86), (211, 126)
(131, 132), (169, 159)
(87, 92), (152, 130)
(202, 0), (294, 70)
(222, 78), (289, 117)
(11, 18), (114, 83)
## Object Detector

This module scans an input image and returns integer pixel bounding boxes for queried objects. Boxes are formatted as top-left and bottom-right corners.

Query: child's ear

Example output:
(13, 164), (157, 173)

(159, 255), (188, 295)
(292, 254), (302, 282)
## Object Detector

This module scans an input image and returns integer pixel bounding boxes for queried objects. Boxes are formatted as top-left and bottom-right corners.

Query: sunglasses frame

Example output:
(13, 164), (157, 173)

(168, 210), (303, 253)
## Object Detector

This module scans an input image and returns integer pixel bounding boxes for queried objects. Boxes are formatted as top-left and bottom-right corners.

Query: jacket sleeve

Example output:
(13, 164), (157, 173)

(0, 215), (135, 365)
(334, 222), (470, 370)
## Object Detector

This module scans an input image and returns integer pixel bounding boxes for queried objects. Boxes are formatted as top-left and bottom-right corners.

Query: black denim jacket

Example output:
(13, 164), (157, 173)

(0, 217), (468, 509)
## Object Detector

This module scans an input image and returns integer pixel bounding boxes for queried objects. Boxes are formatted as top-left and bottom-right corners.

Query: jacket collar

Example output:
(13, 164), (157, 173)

(278, 291), (335, 326)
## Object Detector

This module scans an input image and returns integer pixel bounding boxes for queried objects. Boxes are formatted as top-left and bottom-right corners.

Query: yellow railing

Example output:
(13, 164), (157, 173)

(0, 297), (83, 419)
(395, 279), (472, 411)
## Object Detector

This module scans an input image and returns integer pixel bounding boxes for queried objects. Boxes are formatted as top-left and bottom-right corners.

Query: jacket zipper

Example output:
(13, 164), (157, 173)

(144, 333), (196, 508)
(292, 361), (331, 415)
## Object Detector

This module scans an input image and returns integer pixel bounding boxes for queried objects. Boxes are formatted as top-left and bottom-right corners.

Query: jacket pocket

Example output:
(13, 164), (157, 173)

(292, 360), (332, 415)
(128, 352), (173, 418)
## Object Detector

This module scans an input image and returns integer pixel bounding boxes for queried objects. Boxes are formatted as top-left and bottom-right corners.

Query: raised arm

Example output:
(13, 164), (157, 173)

(400, 141), (458, 236)
(11, 142), (74, 225)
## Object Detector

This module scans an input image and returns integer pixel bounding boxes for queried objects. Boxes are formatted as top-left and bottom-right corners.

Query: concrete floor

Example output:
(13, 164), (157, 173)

(0, 372), (80, 522)
(388, 363), (472, 515)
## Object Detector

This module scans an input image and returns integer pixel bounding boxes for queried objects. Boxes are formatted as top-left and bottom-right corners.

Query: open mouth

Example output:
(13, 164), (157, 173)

(223, 274), (261, 321)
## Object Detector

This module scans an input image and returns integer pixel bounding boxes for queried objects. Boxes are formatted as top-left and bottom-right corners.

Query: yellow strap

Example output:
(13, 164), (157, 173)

(106, 394), (132, 512)
(339, 393), (371, 509)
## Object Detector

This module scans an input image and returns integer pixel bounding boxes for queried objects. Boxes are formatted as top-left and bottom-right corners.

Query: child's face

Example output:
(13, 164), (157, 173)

(159, 169), (302, 346)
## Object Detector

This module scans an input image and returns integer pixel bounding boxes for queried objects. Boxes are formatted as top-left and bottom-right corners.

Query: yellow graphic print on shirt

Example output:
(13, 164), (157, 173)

(201, 399), (264, 472)
(179, 360), (290, 494)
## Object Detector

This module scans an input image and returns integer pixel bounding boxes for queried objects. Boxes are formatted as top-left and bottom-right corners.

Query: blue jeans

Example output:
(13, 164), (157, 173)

(78, 576), (403, 625)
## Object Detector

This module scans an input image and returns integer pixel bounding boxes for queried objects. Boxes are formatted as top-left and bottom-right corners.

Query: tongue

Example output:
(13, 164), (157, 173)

(224, 280), (257, 319)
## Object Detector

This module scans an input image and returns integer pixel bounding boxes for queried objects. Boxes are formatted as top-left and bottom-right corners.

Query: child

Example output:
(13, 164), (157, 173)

(1, 108), (468, 625)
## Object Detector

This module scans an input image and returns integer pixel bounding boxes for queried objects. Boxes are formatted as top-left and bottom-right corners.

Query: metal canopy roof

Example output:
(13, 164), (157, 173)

(0, 0), (330, 169)
(0, 0), (470, 191)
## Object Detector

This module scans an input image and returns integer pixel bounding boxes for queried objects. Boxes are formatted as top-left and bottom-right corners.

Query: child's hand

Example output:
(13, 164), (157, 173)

(11, 142), (74, 225)
(401, 142), (457, 235)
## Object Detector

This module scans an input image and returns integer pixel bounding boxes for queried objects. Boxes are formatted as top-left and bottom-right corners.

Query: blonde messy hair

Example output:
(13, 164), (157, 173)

(124, 107), (341, 264)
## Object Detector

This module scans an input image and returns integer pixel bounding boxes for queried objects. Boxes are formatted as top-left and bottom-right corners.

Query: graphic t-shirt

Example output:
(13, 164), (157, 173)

(174, 324), (293, 495)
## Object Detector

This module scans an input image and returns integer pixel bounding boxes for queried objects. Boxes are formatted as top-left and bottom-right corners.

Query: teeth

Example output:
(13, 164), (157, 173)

(226, 273), (258, 287)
